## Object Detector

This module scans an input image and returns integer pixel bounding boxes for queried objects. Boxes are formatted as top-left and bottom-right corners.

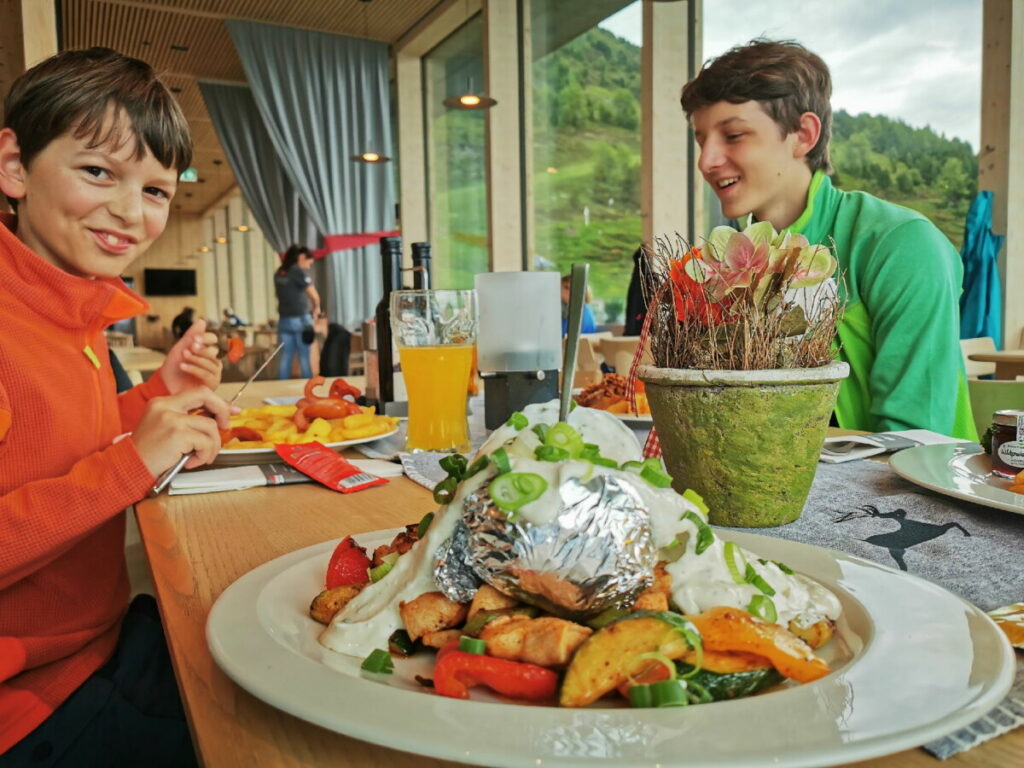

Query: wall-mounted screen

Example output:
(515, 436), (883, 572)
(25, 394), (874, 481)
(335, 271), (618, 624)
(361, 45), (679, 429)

(143, 268), (197, 296)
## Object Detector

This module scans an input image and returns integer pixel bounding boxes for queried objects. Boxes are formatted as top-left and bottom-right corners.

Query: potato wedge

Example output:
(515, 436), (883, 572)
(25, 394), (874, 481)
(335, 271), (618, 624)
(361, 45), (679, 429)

(421, 629), (463, 649)
(309, 584), (365, 624)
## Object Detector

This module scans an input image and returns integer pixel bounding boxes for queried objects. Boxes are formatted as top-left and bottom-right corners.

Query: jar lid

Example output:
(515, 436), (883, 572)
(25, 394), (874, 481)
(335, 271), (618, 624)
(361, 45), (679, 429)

(993, 409), (1024, 427)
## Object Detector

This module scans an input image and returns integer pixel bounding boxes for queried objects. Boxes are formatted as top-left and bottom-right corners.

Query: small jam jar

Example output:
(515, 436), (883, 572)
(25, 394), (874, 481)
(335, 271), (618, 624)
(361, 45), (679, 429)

(991, 410), (1024, 479)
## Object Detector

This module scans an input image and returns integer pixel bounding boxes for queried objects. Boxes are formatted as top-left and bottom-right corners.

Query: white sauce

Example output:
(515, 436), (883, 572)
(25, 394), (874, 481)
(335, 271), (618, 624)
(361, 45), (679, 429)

(319, 400), (840, 659)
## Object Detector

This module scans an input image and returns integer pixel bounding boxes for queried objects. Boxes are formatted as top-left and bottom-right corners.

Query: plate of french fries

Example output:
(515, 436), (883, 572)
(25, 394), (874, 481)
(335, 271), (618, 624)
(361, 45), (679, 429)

(215, 403), (399, 466)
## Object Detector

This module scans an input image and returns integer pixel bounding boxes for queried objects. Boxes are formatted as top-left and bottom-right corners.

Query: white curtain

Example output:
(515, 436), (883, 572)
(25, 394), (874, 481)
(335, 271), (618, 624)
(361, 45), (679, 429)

(198, 81), (321, 254)
(226, 20), (396, 328)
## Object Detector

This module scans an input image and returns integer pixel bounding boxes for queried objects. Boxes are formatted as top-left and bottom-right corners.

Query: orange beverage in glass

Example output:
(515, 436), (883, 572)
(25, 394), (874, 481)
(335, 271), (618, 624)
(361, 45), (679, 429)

(398, 344), (474, 452)
(390, 289), (478, 453)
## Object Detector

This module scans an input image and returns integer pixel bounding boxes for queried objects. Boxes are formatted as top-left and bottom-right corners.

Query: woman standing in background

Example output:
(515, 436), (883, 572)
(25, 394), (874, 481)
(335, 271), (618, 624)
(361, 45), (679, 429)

(274, 245), (322, 379)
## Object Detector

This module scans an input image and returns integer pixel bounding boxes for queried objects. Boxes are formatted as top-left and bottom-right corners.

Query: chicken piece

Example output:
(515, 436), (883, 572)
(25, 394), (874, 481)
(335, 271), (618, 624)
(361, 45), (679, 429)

(421, 629), (463, 649)
(631, 562), (672, 612)
(481, 616), (592, 668)
(399, 591), (469, 642)
(309, 584), (365, 624)
(467, 584), (520, 621)
(370, 526), (420, 567)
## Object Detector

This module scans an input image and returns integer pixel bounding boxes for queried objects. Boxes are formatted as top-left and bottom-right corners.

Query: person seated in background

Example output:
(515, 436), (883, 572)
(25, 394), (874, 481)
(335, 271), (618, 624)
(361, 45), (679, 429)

(680, 39), (976, 439)
(171, 305), (194, 339)
(561, 273), (597, 335)
(222, 306), (247, 327)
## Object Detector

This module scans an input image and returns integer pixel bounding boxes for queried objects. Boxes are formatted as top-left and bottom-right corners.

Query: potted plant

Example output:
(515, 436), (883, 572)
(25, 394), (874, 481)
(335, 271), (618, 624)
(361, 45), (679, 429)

(637, 222), (848, 527)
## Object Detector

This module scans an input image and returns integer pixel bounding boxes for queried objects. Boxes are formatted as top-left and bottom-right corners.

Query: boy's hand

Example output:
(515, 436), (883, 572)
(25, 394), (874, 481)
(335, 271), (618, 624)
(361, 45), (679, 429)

(161, 319), (223, 393)
(133, 388), (236, 476)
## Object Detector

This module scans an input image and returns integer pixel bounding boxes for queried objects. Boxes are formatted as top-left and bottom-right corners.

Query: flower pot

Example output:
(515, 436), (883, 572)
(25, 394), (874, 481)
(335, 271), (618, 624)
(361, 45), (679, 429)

(637, 361), (850, 527)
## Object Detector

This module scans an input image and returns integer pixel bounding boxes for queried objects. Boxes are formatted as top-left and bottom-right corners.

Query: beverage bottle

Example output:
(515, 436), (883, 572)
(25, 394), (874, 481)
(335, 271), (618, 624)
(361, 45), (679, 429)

(411, 241), (433, 290)
(373, 236), (403, 407)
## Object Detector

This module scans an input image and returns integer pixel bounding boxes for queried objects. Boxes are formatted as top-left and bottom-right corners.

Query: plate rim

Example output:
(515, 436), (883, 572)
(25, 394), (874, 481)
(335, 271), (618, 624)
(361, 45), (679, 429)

(889, 442), (1024, 516)
(206, 528), (1015, 768)
(216, 425), (400, 457)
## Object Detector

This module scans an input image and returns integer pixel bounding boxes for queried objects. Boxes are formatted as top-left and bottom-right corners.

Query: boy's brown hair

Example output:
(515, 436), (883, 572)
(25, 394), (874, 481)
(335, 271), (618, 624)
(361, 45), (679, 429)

(2, 47), (192, 209)
(681, 39), (833, 173)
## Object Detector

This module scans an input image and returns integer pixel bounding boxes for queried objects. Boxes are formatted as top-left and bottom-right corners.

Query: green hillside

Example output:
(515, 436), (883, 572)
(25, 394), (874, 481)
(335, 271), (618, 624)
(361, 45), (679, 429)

(432, 25), (977, 323)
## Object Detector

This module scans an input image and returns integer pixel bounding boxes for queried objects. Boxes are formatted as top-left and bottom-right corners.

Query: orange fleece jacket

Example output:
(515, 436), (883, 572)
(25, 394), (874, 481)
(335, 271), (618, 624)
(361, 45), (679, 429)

(0, 213), (165, 753)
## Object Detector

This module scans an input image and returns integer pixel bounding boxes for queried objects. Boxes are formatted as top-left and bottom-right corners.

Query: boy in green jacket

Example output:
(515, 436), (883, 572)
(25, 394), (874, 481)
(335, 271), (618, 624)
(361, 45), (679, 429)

(680, 40), (977, 440)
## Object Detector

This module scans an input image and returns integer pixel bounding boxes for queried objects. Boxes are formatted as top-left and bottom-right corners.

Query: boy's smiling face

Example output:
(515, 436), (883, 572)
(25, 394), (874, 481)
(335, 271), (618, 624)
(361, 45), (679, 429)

(0, 119), (178, 279)
(691, 100), (817, 230)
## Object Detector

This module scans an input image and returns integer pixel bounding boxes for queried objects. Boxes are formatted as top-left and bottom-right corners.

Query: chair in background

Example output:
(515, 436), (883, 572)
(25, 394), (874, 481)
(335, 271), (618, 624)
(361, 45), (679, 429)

(571, 337), (603, 389)
(967, 379), (1024, 438)
(105, 330), (134, 348)
(960, 337), (997, 379)
(349, 331), (365, 376)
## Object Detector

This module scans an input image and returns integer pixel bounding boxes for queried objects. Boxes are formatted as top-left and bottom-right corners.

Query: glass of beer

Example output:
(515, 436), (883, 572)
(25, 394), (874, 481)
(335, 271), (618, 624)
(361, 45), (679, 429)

(390, 289), (478, 452)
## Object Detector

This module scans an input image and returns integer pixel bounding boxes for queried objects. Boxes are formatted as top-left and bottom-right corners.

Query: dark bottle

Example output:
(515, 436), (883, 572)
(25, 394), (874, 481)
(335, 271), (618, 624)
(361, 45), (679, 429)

(374, 236), (403, 406)
(411, 241), (433, 290)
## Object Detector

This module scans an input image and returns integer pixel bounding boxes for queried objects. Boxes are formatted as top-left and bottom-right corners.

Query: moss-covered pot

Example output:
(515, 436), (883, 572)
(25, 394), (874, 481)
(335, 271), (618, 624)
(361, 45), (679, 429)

(637, 362), (849, 527)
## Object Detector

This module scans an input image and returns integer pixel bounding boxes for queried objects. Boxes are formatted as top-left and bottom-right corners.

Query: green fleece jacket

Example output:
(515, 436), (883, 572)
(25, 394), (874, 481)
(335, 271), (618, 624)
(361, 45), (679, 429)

(788, 172), (977, 439)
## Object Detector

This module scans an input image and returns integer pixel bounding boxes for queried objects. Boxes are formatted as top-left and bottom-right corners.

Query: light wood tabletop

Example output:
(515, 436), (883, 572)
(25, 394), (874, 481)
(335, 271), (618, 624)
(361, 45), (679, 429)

(114, 346), (167, 385)
(968, 350), (1024, 380)
(133, 416), (1023, 768)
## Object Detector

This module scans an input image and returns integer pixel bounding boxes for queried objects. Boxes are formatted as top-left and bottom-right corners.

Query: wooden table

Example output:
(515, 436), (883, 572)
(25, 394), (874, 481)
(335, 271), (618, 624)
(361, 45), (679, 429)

(134, 421), (1022, 768)
(968, 350), (1024, 380)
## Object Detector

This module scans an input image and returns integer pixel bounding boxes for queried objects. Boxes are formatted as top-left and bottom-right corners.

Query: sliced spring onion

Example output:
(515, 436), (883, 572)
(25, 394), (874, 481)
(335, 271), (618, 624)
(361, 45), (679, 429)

(488, 472), (548, 512)
(388, 629), (416, 657)
(534, 444), (570, 462)
(490, 448), (512, 475)
(669, 621), (704, 678)
(506, 411), (528, 430)
(628, 683), (653, 708)
(625, 651), (677, 687)
(544, 422), (584, 458)
(590, 456), (619, 468)
(580, 443), (601, 459)
(640, 463), (673, 488)
(681, 510), (714, 555)
(439, 453), (468, 480)
(531, 423), (550, 442)
(360, 648), (394, 674)
(723, 541), (747, 585)
(369, 552), (398, 582)
(585, 607), (630, 629)
(686, 679), (714, 704)
(458, 635), (487, 654)
(761, 558), (795, 575)
(432, 475), (458, 506)
(619, 460), (645, 473)
(650, 679), (689, 707)
(747, 594), (778, 623)
(464, 455), (489, 479)
(682, 488), (709, 515)
(744, 563), (776, 596)
(416, 512), (434, 539)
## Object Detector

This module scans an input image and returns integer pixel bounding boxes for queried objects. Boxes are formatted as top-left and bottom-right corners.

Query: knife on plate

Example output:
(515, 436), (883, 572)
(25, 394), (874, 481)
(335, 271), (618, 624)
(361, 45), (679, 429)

(150, 341), (284, 496)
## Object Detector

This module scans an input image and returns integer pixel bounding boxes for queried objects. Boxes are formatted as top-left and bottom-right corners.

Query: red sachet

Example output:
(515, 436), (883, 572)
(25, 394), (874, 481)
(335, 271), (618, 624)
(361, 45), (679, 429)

(274, 442), (387, 493)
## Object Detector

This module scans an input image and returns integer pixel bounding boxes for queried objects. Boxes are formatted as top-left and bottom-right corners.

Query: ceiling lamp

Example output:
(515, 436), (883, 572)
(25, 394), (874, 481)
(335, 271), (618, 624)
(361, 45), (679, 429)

(443, 79), (497, 110)
(351, 150), (390, 164)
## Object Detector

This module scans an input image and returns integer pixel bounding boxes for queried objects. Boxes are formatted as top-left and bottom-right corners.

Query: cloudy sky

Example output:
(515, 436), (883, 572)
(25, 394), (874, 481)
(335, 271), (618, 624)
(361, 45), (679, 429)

(600, 0), (982, 150)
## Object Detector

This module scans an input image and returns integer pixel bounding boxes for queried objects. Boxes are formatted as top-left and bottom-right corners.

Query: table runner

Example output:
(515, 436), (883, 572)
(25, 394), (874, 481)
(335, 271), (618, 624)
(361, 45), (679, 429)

(400, 449), (1024, 758)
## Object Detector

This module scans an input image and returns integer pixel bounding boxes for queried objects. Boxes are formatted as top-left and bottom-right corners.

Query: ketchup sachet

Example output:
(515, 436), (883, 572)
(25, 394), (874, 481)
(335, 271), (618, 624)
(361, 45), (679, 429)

(274, 442), (387, 493)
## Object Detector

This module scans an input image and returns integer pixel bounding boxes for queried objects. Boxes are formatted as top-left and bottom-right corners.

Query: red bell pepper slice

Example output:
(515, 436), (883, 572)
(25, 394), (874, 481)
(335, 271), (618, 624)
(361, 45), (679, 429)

(433, 648), (559, 702)
(329, 377), (362, 401)
(325, 536), (371, 588)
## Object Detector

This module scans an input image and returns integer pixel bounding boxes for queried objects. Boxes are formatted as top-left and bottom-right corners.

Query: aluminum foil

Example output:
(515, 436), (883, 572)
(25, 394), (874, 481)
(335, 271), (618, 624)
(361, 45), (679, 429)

(433, 474), (657, 619)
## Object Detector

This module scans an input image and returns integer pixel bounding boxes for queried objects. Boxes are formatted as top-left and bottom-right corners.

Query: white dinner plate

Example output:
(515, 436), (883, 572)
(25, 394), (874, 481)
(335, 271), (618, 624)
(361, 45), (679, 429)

(206, 529), (1014, 768)
(213, 427), (399, 467)
(889, 443), (1024, 516)
(612, 411), (652, 427)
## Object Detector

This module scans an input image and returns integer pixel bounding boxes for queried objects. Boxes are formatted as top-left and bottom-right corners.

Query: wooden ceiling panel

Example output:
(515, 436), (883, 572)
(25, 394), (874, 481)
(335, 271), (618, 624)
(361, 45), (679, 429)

(58, 0), (442, 214)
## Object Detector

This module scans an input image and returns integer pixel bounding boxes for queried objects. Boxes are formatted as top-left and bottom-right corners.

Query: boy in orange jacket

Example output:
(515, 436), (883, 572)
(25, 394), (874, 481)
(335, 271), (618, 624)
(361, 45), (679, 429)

(0, 48), (235, 766)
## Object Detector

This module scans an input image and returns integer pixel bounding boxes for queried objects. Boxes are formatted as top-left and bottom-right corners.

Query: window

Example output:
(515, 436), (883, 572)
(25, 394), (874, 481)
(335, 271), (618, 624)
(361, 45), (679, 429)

(701, 0), (981, 248)
(424, 15), (488, 290)
(528, 0), (641, 327)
